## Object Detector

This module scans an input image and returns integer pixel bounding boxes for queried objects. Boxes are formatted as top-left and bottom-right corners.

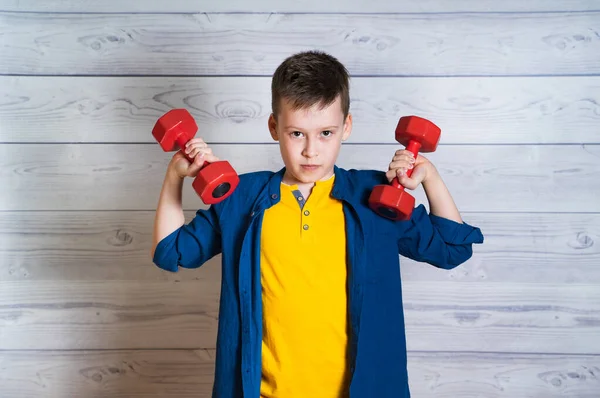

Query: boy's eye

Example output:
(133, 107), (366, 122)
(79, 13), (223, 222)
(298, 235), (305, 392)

(322, 130), (332, 137)
(291, 131), (303, 137)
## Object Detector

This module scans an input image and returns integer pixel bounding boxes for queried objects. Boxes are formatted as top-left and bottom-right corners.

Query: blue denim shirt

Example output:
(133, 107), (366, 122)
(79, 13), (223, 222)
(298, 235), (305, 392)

(153, 165), (484, 398)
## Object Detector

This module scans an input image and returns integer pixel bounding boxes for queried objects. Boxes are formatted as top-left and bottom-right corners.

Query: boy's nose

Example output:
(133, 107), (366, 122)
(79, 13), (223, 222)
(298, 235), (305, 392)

(302, 147), (318, 158)
(302, 140), (318, 158)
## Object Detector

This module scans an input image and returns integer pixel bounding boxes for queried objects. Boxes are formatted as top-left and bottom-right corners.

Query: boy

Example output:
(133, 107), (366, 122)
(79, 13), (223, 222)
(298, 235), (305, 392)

(151, 51), (484, 398)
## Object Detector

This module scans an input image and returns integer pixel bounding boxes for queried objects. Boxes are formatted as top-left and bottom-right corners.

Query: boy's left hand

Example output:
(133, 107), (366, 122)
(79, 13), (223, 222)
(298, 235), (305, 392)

(385, 149), (436, 190)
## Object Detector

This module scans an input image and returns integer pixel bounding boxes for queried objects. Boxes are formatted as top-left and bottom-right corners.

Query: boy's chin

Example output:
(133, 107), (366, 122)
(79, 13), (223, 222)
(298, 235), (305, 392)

(294, 166), (332, 182)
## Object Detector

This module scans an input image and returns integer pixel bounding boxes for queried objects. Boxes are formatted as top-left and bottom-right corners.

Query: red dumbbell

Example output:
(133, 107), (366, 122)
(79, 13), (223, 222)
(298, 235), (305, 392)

(368, 115), (441, 221)
(152, 109), (239, 204)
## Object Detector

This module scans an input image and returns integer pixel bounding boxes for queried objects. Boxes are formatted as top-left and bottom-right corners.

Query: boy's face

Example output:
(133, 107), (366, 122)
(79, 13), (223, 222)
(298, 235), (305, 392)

(268, 96), (352, 185)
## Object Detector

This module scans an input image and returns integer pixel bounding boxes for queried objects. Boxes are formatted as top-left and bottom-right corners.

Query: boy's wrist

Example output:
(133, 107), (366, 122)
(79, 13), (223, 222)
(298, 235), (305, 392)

(166, 163), (185, 182)
(421, 162), (440, 186)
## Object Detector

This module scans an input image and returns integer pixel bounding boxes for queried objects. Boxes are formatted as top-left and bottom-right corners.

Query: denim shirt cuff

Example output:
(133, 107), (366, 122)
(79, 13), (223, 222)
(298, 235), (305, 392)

(152, 228), (180, 272)
(429, 214), (484, 245)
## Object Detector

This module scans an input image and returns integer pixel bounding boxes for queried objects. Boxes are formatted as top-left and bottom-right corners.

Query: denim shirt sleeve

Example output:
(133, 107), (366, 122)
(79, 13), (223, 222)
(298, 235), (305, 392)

(396, 204), (484, 269)
(152, 205), (222, 272)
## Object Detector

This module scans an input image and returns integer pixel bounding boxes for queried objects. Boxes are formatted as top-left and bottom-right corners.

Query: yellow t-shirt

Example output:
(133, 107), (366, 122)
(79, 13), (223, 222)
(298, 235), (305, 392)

(259, 174), (349, 398)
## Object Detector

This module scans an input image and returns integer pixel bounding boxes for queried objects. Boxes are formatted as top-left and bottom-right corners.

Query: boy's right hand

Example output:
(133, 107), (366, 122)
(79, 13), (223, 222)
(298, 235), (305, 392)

(169, 138), (220, 179)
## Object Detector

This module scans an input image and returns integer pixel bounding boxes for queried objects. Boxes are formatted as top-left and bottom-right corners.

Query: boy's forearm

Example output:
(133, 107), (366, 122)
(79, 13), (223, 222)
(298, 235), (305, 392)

(422, 168), (463, 223)
(151, 167), (186, 258)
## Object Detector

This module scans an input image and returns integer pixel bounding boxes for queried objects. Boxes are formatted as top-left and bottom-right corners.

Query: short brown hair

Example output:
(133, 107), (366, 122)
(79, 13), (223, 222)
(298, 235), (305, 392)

(271, 50), (350, 119)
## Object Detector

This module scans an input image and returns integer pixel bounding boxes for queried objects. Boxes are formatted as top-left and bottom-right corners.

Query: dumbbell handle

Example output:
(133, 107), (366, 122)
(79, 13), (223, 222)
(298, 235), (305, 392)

(172, 127), (207, 167)
(391, 139), (421, 189)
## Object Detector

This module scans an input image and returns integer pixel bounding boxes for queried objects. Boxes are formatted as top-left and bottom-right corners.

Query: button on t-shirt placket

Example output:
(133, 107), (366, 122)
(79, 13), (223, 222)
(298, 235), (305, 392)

(302, 209), (310, 231)
(293, 191), (310, 234)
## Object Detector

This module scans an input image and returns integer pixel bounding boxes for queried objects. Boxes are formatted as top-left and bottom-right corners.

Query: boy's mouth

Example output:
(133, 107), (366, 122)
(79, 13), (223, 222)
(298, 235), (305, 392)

(301, 164), (320, 170)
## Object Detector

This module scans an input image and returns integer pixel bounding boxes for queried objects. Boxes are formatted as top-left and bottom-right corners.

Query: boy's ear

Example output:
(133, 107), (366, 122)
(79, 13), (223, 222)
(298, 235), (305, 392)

(268, 113), (279, 141)
(342, 113), (353, 142)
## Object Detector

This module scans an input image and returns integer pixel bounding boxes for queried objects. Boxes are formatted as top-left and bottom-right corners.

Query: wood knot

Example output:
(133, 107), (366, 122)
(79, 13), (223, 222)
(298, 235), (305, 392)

(541, 34), (590, 52)
(538, 370), (565, 387)
(80, 365), (126, 384)
(215, 99), (261, 123)
(108, 229), (133, 246)
(79, 34), (126, 52)
(568, 232), (594, 250)
(79, 367), (105, 383)
(77, 99), (103, 115)
(452, 312), (481, 324)
(0, 310), (24, 322)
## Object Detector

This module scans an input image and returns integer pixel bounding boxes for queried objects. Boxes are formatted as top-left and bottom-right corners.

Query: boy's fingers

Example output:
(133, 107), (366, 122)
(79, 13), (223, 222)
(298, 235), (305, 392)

(192, 152), (220, 166)
(396, 171), (418, 190)
(189, 146), (212, 158)
(389, 161), (414, 171)
(187, 152), (215, 176)
(392, 155), (416, 165)
(185, 138), (206, 146)
(395, 149), (416, 158)
(185, 138), (205, 146)
(194, 147), (207, 158)
(385, 169), (398, 182)
(185, 142), (208, 154)
(204, 154), (220, 163)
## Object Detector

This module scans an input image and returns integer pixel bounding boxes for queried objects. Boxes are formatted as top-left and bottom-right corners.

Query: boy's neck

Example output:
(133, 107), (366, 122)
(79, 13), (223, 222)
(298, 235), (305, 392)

(282, 169), (334, 199)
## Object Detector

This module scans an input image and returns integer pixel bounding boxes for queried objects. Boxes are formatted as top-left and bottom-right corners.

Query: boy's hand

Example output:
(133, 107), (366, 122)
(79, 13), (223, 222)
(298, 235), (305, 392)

(385, 149), (437, 190)
(169, 138), (220, 179)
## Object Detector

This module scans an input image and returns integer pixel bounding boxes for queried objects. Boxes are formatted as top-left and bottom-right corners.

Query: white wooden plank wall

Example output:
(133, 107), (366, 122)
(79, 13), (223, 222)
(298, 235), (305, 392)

(1, 1), (600, 396)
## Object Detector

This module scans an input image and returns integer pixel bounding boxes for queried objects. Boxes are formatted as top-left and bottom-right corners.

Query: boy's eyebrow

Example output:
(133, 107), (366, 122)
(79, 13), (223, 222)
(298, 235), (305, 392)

(284, 125), (339, 130)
